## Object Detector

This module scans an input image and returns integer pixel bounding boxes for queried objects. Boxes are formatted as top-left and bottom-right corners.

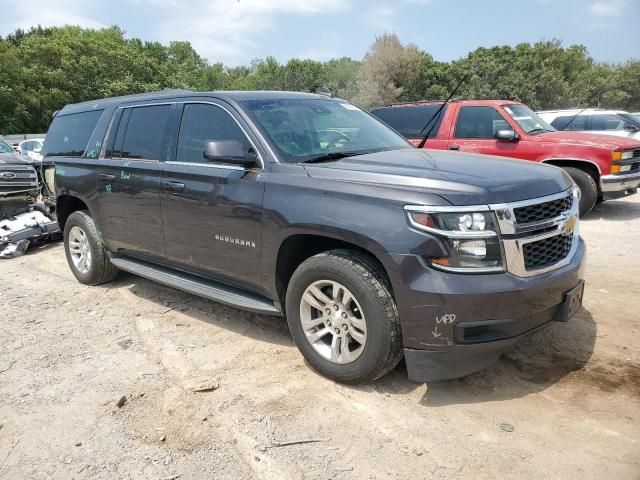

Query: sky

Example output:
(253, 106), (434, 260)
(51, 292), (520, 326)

(0, 0), (638, 66)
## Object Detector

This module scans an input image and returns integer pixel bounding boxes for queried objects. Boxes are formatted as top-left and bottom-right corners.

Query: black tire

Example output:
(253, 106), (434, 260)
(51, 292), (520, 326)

(63, 210), (118, 285)
(285, 249), (403, 384)
(562, 167), (598, 216)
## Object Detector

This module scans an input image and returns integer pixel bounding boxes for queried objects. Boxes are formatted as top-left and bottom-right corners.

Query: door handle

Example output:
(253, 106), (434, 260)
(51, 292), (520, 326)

(100, 173), (116, 181)
(163, 181), (185, 193)
(448, 145), (460, 151)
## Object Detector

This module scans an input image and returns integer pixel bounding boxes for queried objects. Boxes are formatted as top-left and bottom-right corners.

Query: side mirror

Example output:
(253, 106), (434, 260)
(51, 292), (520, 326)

(623, 123), (639, 132)
(203, 141), (257, 168)
(495, 129), (519, 141)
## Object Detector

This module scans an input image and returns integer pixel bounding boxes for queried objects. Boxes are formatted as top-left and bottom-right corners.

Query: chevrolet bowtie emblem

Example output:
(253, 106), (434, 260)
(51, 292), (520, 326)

(564, 216), (576, 233)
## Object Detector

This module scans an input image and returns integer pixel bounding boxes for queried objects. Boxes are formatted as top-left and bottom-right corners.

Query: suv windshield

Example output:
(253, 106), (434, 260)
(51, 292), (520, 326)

(504, 104), (556, 134)
(619, 113), (640, 128)
(0, 139), (13, 153)
(240, 98), (411, 163)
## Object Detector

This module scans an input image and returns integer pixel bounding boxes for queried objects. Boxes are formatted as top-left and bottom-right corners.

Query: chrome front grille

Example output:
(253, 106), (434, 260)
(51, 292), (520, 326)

(513, 194), (573, 224)
(523, 232), (573, 270)
(490, 187), (580, 277)
(0, 165), (38, 194)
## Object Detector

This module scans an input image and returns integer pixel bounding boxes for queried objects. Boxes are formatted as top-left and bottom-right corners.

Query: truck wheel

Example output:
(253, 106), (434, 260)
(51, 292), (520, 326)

(63, 210), (118, 285)
(562, 167), (598, 216)
(285, 249), (403, 384)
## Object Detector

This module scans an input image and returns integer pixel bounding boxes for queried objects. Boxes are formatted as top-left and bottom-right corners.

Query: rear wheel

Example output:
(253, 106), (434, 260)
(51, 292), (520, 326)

(64, 210), (118, 285)
(285, 249), (403, 384)
(562, 167), (598, 216)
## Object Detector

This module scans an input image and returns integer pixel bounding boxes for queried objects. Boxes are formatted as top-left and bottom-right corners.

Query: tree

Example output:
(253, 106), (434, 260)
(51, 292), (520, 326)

(354, 33), (423, 108)
(1, 26), (639, 135)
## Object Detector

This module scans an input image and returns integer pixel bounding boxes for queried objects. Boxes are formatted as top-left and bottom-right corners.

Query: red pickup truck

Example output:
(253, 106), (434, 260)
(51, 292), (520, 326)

(372, 100), (640, 215)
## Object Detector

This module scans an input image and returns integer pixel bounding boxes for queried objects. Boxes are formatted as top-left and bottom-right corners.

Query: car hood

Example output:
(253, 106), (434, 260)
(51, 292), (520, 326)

(303, 148), (573, 205)
(535, 131), (640, 149)
(0, 151), (35, 166)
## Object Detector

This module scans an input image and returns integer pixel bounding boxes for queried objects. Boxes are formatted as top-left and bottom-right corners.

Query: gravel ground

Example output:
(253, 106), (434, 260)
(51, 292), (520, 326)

(0, 196), (639, 480)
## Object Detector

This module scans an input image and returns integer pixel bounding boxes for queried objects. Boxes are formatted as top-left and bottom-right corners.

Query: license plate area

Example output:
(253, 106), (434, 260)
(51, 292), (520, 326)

(556, 280), (585, 322)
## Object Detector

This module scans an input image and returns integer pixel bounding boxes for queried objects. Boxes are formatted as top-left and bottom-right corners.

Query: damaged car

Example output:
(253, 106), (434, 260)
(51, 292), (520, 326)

(0, 137), (59, 258)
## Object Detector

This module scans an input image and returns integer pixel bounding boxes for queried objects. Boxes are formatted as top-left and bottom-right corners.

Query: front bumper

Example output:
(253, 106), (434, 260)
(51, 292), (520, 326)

(600, 171), (640, 199)
(384, 237), (586, 382)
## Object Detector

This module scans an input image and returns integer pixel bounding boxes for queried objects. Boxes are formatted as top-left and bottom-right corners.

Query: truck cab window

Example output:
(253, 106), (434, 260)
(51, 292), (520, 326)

(120, 105), (172, 160)
(176, 104), (252, 164)
(455, 106), (510, 139)
(371, 104), (447, 138)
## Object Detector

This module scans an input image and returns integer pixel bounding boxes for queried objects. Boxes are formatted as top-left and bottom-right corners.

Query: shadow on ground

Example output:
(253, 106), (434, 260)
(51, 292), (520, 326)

(374, 308), (602, 406)
(97, 273), (623, 405)
(99, 272), (294, 347)
(583, 198), (640, 222)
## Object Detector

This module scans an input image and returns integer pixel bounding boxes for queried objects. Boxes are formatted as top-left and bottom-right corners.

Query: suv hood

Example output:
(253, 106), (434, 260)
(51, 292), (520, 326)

(303, 148), (573, 205)
(535, 131), (640, 149)
(0, 151), (35, 166)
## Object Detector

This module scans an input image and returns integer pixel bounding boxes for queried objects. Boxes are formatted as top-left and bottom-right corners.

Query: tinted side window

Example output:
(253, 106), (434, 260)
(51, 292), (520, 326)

(121, 105), (172, 160)
(43, 110), (104, 157)
(371, 105), (447, 138)
(176, 104), (252, 164)
(591, 114), (624, 131)
(550, 115), (587, 131)
(455, 106), (510, 139)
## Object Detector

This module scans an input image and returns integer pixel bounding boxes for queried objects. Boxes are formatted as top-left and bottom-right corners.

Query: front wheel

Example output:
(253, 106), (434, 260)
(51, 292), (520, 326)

(562, 167), (598, 216)
(285, 249), (403, 384)
(64, 210), (118, 285)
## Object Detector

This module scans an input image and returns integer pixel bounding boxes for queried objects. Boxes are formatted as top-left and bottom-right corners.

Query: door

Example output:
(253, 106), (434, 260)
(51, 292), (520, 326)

(161, 101), (265, 289)
(96, 103), (174, 258)
(448, 105), (528, 159)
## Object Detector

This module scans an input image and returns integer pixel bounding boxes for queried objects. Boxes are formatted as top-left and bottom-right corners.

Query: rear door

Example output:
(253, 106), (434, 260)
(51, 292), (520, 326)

(160, 100), (266, 289)
(448, 105), (528, 159)
(96, 102), (174, 259)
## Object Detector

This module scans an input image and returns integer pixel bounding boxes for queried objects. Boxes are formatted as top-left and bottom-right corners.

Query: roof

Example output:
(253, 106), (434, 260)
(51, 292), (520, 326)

(537, 108), (627, 115)
(59, 90), (334, 114)
(375, 99), (521, 109)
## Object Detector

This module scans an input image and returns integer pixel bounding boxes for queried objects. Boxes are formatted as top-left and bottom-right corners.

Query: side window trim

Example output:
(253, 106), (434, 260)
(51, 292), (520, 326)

(110, 108), (131, 159)
(165, 100), (264, 171)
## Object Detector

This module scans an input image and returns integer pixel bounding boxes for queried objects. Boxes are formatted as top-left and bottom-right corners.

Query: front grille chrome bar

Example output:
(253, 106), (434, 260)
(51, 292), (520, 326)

(490, 186), (580, 277)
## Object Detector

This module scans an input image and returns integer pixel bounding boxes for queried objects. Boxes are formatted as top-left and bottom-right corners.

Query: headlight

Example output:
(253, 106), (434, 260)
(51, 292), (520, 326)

(612, 150), (634, 161)
(405, 207), (504, 273)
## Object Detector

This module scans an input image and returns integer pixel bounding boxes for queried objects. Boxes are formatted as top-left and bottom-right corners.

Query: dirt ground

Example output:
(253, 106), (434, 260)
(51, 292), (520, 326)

(1, 196), (639, 480)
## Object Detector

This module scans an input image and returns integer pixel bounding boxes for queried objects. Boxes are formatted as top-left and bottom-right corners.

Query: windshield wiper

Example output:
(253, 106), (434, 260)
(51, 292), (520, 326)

(300, 151), (371, 164)
(528, 128), (553, 135)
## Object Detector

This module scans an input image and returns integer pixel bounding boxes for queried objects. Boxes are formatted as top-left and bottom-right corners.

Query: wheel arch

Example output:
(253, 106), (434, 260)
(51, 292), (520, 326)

(273, 231), (394, 308)
(541, 158), (601, 189)
(56, 195), (93, 231)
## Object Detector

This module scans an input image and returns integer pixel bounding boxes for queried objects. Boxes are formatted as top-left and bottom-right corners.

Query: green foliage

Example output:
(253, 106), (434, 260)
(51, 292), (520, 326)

(0, 26), (638, 134)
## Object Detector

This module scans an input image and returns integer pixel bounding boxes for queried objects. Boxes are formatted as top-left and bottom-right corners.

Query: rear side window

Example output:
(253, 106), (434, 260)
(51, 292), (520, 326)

(550, 115), (587, 131)
(454, 106), (510, 139)
(176, 104), (252, 164)
(120, 105), (172, 160)
(43, 110), (103, 157)
(372, 104), (447, 138)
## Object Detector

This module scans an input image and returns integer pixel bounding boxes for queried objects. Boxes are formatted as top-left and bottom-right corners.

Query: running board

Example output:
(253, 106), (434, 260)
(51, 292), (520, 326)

(109, 256), (281, 316)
